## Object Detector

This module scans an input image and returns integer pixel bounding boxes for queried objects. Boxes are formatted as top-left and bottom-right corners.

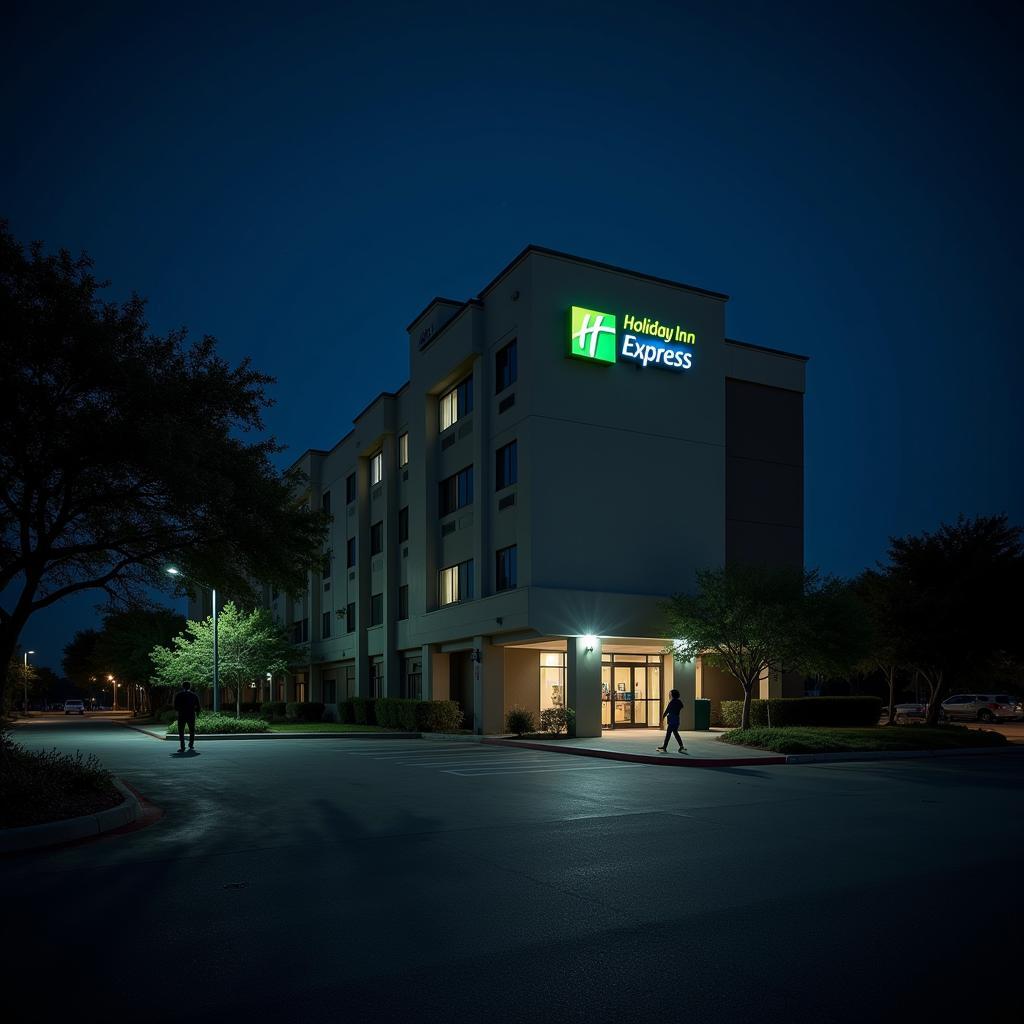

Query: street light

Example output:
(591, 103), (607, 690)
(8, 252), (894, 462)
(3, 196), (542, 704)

(108, 674), (117, 711)
(23, 650), (35, 714)
(167, 566), (220, 712)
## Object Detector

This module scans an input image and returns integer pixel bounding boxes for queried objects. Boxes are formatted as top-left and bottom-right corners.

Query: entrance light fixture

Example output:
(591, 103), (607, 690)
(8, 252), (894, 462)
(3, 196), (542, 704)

(582, 634), (598, 653)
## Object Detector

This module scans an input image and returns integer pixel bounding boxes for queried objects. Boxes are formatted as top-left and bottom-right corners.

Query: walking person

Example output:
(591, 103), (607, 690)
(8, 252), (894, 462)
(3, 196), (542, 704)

(656, 689), (685, 753)
(174, 681), (201, 752)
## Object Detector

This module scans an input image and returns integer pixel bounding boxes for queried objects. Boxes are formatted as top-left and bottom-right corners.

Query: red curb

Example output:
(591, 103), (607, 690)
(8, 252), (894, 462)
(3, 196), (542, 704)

(482, 737), (787, 767)
(100, 780), (164, 836)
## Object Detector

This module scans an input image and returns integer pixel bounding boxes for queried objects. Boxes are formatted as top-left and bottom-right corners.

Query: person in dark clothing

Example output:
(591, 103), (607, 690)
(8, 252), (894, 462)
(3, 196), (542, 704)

(656, 689), (685, 753)
(173, 682), (201, 751)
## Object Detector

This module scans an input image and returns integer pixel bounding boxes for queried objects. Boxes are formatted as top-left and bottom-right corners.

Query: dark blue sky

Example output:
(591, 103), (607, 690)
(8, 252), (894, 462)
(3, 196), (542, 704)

(5, 2), (1022, 673)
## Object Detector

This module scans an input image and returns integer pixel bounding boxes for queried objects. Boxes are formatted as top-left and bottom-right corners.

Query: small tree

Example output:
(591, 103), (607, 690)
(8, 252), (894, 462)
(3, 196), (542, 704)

(664, 564), (868, 730)
(853, 570), (907, 725)
(150, 603), (298, 717)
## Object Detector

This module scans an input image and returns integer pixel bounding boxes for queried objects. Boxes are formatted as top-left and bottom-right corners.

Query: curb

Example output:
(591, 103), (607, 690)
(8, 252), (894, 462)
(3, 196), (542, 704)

(157, 731), (420, 741)
(483, 738), (787, 767)
(0, 778), (140, 854)
(785, 745), (1024, 764)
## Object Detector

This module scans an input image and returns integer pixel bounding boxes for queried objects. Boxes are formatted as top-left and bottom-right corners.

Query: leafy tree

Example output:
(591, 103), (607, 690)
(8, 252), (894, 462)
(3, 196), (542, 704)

(63, 629), (100, 688)
(0, 222), (329, 711)
(664, 564), (869, 729)
(877, 514), (1023, 726)
(94, 608), (185, 713)
(852, 570), (908, 725)
(150, 602), (298, 717)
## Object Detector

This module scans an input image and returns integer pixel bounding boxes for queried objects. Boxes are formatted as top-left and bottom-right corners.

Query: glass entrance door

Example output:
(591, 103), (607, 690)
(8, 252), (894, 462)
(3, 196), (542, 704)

(601, 656), (662, 729)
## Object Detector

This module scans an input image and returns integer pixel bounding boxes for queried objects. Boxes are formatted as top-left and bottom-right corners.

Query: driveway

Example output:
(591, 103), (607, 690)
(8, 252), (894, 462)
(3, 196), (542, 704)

(4, 716), (1022, 1024)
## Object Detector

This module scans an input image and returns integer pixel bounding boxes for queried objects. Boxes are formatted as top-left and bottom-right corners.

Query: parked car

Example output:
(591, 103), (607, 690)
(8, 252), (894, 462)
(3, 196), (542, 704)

(941, 694), (1021, 723)
(892, 702), (928, 724)
(63, 699), (86, 715)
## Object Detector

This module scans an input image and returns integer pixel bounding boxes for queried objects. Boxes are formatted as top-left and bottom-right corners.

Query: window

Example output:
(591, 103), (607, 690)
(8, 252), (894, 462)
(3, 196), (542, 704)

(399, 432), (409, 466)
(370, 451), (383, 486)
(323, 677), (337, 703)
(370, 659), (384, 699)
(540, 652), (566, 714)
(321, 553), (331, 580)
(439, 374), (473, 430)
(370, 593), (383, 626)
(496, 545), (517, 591)
(439, 559), (474, 606)
(495, 440), (518, 490)
(401, 657), (422, 700)
(398, 506), (409, 543)
(322, 611), (331, 639)
(321, 490), (331, 514)
(370, 521), (384, 555)
(495, 339), (517, 393)
(398, 584), (409, 620)
(439, 465), (473, 516)
(292, 618), (309, 643)
(346, 537), (356, 568)
(346, 602), (355, 633)
(346, 473), (356, 504)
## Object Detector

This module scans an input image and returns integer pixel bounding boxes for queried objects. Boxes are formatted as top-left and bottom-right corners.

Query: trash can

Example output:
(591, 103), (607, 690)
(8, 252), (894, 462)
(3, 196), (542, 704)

(693, 699), (711, 731)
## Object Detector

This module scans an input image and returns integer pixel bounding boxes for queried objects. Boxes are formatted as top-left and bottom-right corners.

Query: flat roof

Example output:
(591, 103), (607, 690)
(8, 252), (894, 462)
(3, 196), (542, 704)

(725, 337), (809, 362)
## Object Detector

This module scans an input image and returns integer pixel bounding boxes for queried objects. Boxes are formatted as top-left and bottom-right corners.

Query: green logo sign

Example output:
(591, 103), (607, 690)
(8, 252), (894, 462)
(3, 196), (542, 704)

(569, 306), (617, 364)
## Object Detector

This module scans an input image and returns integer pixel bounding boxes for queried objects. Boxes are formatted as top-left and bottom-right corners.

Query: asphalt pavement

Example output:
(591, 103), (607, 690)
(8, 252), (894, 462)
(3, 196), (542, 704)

(5, 715), (1023, 1024)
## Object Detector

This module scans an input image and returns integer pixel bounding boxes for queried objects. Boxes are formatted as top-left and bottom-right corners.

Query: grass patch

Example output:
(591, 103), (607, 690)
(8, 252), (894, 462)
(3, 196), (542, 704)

(720, 725), (1009, 754)
(0, 732), (123, 828)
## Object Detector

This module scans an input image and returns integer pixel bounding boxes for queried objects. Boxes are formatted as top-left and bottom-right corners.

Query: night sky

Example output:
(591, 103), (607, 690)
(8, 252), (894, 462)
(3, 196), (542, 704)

(5, 2), (1022, 674)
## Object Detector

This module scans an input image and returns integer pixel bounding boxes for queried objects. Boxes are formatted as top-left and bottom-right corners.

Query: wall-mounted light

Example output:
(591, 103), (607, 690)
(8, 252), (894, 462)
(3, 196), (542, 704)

(582, 634), (598, 653)
(471, 649), (482, 663)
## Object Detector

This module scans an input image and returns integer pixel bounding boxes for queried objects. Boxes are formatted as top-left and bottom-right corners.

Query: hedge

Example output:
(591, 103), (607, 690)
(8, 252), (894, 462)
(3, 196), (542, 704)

(166, 713), (269, 734)
(336, 697), (464, 732)
(720, 696), (883, 728)
(260, 701), (288, 722)
(286, 701), (325, 722)
(348, 696), (377, 726)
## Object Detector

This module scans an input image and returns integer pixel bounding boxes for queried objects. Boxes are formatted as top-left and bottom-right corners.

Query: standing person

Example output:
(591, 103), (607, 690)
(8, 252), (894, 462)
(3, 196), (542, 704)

(656, 689), (685, 753)
(174, 681), (201, 752)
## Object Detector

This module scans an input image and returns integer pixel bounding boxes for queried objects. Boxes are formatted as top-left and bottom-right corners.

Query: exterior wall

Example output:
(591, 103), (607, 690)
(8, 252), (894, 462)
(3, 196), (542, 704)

(260, 247), (805, 735)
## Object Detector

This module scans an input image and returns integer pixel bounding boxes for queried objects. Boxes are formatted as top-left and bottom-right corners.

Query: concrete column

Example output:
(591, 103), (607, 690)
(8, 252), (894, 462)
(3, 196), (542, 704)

(668, 654), (696, 730)
(420, 644), (434, 699)
(567, 635), (602, 738)
(472, 637), (504, 735)
(758, 666), (783, 699)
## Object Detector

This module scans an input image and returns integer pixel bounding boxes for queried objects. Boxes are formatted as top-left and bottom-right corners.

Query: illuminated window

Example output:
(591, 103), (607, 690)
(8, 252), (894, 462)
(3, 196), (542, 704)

(370, 451), (383, 485)
(399, 432), (409, 466)
(439, 374), (473, 431)
(540, 652), (566, 714)
(439, 559), (474, 606)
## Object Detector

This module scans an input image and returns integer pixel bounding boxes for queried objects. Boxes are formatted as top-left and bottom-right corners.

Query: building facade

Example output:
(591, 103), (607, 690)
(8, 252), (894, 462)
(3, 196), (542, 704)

(267, 246), (806, 735)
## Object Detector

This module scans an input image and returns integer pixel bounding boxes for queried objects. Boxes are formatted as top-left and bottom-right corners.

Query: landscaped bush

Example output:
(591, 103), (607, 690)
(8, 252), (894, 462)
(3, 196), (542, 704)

(158, 709), (180, 724)
(260, 701), (287, 722)
(539, 706), (575, 735)
(286, 701), (325, 722)
(166, 713), (270, 735)
(414, 700), (465, 733)
(337, 699), (354, 723)
(505, 706), (536, 736)
(720, 696), (883, 728)
(349, 696), (377, 726)
(374, 699), (421, 730)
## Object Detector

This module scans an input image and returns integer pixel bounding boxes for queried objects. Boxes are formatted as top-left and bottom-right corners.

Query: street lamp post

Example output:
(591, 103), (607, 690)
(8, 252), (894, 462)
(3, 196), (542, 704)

(23, 650), (35, 713)
(167, 567), (220, 713)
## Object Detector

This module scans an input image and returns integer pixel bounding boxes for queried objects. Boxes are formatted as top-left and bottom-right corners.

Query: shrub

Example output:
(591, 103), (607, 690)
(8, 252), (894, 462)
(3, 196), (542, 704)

(349, 696), (376, 726)
(337, 699), (354, 723)
(373, 698), (420, 730)
(505, 706), (536, 736)
(414, 700), (465, 733)
(286, 702), (325, 722)
(539, 706), (575, 735)
(719, 696), (883, 728)
(260, 701), (287, 722)
(158, 709), (179, 724)
(166, 713), (269, 735)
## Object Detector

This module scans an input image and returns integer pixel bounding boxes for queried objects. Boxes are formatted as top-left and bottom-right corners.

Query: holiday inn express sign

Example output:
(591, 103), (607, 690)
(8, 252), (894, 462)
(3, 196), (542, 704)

(568, 306), (695, 372)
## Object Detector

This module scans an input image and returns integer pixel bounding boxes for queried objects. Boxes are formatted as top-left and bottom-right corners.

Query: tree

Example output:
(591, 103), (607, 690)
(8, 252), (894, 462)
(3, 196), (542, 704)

(150, 602), (298, 717)
(664, 564), (869, 729)
(877, 515), (1023, 726)
(94, 608), (185, 713)
(0, 222), (329, 710)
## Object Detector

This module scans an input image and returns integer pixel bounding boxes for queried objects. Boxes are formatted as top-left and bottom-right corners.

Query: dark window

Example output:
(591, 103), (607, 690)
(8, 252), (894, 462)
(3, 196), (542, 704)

(346, 473), (356, 504)
(398, 506), (409, 543)
(322, 611), (331, 639)
(346, 602), (355, 633)
(292, 618), (309, 643)
(401, 657), (422, 699)
(496, 440), (518, 490)
(323, 678), (337, 703)
(439, 465), (473, 516)
(346, 537), (356, 568)
(321, 490), (331, 514)
(370, 593), (383, 626)
(398, 584), (409, 620)
(321, 553), (331, 579)
(496, 545), (518, 591)
(370, 660), (384, 699)
(370, 521), (384, 555)
(495, 339), (517, 393)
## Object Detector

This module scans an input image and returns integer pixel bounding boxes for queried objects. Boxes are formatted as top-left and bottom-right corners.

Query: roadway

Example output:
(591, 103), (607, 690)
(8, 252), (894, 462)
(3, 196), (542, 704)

(4, 715), (1023, 1023)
